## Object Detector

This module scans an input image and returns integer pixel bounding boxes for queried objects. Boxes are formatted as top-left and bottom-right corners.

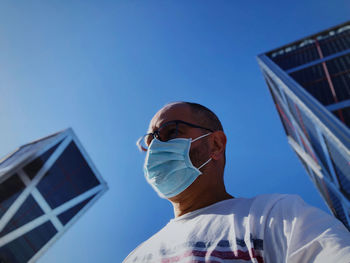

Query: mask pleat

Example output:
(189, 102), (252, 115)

(143, 134), (211, 198)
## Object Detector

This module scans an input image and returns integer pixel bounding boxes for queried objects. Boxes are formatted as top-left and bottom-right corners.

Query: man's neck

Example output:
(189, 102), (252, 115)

(170, 186), (233, 217)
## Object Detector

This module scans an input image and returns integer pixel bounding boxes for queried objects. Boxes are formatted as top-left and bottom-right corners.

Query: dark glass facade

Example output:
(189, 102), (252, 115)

(0, 195), (44, 238)
(258, 21), (350, 230)
(0, 175), (25, 219)
(37, 142), (100, 209)
(0, 221), (57, 263)
(57, 194), (96, 226)
(0, 129), (108, 262)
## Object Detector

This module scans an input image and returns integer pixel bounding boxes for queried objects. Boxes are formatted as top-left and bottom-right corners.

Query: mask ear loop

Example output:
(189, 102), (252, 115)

(197, 157), (212, 170)
(191, 132), (211, 143)
(191, 132), (213, 170)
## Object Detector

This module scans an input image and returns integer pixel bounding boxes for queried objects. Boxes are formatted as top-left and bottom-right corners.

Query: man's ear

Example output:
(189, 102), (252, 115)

(211, 131), (226, 160)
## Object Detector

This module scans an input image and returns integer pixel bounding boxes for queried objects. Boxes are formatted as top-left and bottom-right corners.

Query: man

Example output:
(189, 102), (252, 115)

(124, 101), (350, 262)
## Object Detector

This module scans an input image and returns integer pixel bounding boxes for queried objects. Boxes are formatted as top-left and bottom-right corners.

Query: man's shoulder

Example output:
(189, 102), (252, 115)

(123, 219), (174, 262)
(251, 193), (301, 205)
(243, 193), (301, 210)
(123, 229), (164, 262)
(188, 193), (303, 215)
(242, 193), (310, 220)
(188, 193), (300, 219)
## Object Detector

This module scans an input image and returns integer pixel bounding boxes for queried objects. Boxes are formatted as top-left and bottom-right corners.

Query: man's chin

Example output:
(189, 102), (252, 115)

(167, 174), (203, 202)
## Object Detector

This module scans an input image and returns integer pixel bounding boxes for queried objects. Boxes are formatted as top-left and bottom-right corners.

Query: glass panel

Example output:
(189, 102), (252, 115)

(23, 140), (63, 180)
(268, 85), (299, 144)
(324, 137), (350, 200)
(269, 43), (319, 70)
(315, 174), (327, 200)
(267, 25), (350, 70)
(323, 183), (350, 230)
(289, 64), (336, 106)
(264, 73), (283, 99)
(266, 78), (305, 149)
(276, 100), (299, 143)
(337, 106), (350, 128)
(0, 195), (44, 238)
(331, 106), (350, 128)
(0, 134), (65, 173)
(285, 96), (300, 123)
(283, 96), (325, 170)
(58, 194), (96, 225)
(294, 151), (314, 182)
(319, 30), (350, 57)
(266, 83), (292, 139)
(37, 142), (100, 209)
(325, 54), (350, 103)
(0, 221), (57, 263)
(0, 174), (25, 219)
(298, 109), (332, 178)
(312, 172), (332, 207)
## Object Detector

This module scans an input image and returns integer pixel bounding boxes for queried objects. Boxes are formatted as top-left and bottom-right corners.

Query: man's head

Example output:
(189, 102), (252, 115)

(141, 101), (227, 201)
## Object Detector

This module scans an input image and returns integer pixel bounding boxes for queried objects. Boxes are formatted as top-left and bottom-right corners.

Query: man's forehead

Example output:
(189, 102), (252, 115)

(148, 103), (193, 132)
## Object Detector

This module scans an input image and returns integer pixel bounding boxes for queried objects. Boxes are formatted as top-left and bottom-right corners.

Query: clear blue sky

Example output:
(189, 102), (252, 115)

(0, 1), (349, 262)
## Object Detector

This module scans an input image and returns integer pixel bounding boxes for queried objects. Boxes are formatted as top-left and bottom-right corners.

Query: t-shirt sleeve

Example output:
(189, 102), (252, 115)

(264, 195), (350, 263)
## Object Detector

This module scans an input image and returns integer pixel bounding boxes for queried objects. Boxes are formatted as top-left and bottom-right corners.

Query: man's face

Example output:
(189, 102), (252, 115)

(148, 103), (211, 170)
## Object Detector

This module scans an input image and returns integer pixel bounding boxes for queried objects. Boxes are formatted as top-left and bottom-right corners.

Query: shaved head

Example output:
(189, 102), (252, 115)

(183, 102), (223, 132)
(150, 101), (226, 166)
(162, 101), (223, 132)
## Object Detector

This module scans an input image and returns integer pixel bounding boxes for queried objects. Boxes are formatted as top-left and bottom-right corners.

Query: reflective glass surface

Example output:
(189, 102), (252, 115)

(269, 44), (319, 70)
(0, 194), (44, 238)
(289, 64), (335, 106)
(338, 106), (350, 127)
(261, 22), (350, 232)
(37, 142), (100, 209)
(276, 100), (299, 143)
(23, 141), (62, 180)
(312, 171), (331, 206)
(268, 82), (299, 143)
(324, 137), (350, 199)
(284, 97), (323, 166)
(294, 151), (315, 183)
(58, 194), (96, 225)
(266, 81), (293, 141)
(324, 183), (350, 230)
(0, 221), (57, 263)
(297, 108), (332, 178)
(326, 55), (350, 102)
(0, 134), (64, 176)
(0, 174), (25, 219)
(319, 30), (350, 57)
(267, 24), (350, 70)
(265, 73), (283, 98)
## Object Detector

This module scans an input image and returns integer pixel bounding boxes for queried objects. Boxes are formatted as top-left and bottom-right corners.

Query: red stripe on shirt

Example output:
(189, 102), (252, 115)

(161, 248), (263, 263)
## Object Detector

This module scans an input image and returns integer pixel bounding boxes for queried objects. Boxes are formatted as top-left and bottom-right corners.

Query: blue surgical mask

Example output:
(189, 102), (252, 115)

(143, 133), (212, 198)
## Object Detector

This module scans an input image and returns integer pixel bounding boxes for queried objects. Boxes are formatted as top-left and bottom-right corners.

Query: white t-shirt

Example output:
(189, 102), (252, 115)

(124, 194), (350, 262)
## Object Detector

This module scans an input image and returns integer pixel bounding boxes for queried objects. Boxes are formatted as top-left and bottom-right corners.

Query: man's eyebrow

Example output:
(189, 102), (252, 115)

(150, 120), (168, 132)
(148, 123), (159, 133)
(147, 128), (155, 133)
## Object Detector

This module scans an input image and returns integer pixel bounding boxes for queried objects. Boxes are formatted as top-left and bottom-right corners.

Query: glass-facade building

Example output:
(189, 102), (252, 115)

(0, 128), (108, 262)
(258, 21), (350, 230)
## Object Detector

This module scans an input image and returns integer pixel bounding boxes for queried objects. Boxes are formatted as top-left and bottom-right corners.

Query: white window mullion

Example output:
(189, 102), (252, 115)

(0, 184), (102, 248)
(18, 169), (63, 232)
(315, 127), (340, 187)
(0, 137), (71, 232)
